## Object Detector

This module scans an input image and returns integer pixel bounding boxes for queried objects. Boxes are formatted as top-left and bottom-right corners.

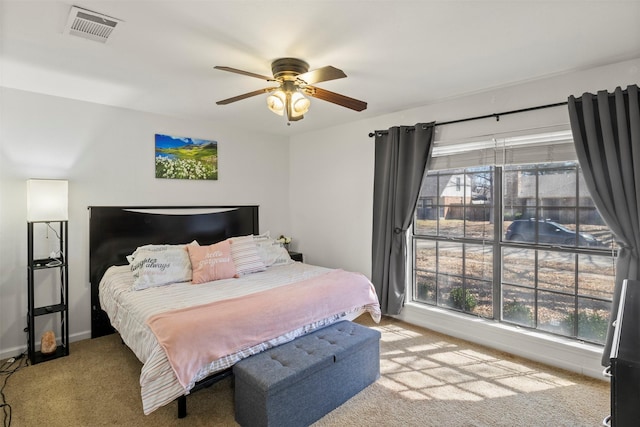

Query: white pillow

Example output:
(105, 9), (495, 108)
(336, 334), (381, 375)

(254, 238), (293, 267)
(129, 242), (195, 290)
(229, 235), (266, 276)
(253, 230), (271, 241)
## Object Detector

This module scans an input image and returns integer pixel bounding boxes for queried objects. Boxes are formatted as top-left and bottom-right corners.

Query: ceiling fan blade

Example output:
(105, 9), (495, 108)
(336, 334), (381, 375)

(214, 66), (275, 81)
(216, 87), (277, 105)
(303, 86), (367, 111)
(296, 66), (347, 85)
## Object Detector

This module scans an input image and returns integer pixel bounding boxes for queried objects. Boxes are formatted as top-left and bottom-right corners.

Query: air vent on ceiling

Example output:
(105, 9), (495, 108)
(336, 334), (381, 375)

(63, 6), (122, 43)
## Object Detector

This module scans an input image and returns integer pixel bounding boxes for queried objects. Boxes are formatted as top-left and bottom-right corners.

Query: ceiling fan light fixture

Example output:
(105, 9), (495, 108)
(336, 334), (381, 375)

(290, 91), (311, 116)
(266, 91), (286, 116)
(266, 88), (309, 120)
(214, 57), (367, 123)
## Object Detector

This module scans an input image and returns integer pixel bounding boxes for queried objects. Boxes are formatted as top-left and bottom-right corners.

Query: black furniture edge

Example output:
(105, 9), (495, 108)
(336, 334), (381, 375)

(608, 278), (640, 427)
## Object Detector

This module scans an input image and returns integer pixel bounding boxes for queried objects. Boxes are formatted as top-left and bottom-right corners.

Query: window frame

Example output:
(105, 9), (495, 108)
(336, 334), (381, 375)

(411, 161), (616, 345)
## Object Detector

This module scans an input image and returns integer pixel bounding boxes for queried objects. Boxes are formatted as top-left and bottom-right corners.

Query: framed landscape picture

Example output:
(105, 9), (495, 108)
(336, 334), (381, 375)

(155, 133), (218, 180)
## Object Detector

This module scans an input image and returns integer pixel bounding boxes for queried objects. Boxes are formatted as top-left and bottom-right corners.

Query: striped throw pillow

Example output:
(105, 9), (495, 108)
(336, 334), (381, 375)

(229, 235), (266, 276)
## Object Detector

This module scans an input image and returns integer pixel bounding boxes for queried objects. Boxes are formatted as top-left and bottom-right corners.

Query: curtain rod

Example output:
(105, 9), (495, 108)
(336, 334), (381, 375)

(367, 101), (568, 137)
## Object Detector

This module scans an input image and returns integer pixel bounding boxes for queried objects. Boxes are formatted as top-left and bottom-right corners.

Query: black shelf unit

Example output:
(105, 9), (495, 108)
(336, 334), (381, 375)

(27, 221), (69, 364)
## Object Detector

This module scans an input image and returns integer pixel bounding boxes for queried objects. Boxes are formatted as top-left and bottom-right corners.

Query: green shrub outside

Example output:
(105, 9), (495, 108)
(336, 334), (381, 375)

(449, 287), (477, 312)
(563, 310), (608, 343)
(503, 298), (533, 324)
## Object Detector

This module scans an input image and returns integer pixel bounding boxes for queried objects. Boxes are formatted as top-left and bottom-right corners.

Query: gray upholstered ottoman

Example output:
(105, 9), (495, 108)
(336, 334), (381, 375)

(233, 320), (381, 427)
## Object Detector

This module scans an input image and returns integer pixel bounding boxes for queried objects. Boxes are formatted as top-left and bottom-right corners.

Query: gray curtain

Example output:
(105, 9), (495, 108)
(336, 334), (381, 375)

(567, 84), (640, 365)
(372, 123), (435, 315)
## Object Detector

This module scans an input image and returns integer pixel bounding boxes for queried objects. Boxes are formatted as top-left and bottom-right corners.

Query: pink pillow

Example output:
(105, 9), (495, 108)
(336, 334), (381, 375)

(187, 240), (237, 284)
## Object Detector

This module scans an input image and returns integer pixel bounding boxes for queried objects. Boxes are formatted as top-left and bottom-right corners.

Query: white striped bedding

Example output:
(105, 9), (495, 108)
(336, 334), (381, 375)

(98, 262), (376, 414)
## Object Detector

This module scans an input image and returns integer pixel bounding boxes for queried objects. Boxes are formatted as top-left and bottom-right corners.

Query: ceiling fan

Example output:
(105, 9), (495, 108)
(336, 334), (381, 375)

(214, 58), (367, 123)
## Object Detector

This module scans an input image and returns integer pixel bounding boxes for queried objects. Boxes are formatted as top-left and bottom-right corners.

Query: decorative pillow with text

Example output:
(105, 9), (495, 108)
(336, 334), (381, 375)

(187, 240), (238, 284)
(254, 237), (293, 267)
(130, 243), (195, 290)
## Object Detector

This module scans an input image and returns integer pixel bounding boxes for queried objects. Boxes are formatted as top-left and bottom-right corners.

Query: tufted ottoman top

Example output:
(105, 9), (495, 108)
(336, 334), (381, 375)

(233, 321), (381, 395)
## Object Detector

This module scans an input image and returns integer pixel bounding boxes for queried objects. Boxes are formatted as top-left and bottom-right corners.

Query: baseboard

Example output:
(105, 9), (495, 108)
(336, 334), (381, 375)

(71, 330), (92, 343)
(0, 330), (92, 361)
(396, 302), (607, 380)
(0, 345), (26, 362)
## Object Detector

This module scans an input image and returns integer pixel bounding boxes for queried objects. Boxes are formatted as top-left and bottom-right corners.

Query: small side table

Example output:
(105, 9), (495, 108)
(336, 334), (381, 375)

(288, 251), (303, 262)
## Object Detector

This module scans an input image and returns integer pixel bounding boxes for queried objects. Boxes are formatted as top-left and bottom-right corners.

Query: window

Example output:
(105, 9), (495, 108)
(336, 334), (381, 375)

(412, 131), (616, 345)
(414, 167), (495, 318)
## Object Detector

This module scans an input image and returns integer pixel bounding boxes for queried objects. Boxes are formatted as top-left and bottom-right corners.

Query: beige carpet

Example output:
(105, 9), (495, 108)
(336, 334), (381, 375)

(4, 316), (609, 426)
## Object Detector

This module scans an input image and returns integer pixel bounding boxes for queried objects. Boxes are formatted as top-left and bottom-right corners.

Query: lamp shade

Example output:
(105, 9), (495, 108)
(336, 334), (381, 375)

(27, 179), (68, 222)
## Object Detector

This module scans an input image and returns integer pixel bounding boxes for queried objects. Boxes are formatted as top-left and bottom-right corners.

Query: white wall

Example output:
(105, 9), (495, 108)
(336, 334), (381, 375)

(290, 57), (640, 378)
(0, 88), (290, 359)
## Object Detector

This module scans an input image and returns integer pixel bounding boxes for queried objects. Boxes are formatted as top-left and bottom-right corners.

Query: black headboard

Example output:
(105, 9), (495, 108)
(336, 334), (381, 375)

(89, 206), (259, 338)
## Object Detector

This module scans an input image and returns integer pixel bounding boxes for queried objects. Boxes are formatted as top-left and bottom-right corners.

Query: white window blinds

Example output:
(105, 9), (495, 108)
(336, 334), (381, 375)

(429, 128), (576, 170)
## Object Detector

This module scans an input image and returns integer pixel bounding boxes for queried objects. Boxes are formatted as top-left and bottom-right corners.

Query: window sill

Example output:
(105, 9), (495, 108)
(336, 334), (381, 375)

(396, 301), (607, 380)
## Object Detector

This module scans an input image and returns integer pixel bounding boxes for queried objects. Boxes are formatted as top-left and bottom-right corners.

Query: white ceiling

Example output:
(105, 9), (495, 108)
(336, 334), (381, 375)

(2, 1), (639, 136)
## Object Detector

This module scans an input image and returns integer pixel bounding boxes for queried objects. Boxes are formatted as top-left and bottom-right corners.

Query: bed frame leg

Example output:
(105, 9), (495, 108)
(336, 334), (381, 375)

(175, 368), (232, 418)
(178, 395), (187, 418)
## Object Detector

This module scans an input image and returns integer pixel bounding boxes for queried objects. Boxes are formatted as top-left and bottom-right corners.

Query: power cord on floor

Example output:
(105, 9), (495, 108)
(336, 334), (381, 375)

(1, 353), (28, 427)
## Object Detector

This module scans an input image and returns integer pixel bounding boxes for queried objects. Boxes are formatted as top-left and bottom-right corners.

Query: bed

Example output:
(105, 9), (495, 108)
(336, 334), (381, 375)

(89, 206), (381, 417)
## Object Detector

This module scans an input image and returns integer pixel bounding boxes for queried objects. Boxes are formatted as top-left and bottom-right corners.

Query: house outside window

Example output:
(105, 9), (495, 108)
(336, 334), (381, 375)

(411, 131), (616, 345)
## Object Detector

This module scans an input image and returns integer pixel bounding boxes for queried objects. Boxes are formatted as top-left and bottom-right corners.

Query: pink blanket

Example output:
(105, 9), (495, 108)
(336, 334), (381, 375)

(146, 269), (381, 389)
